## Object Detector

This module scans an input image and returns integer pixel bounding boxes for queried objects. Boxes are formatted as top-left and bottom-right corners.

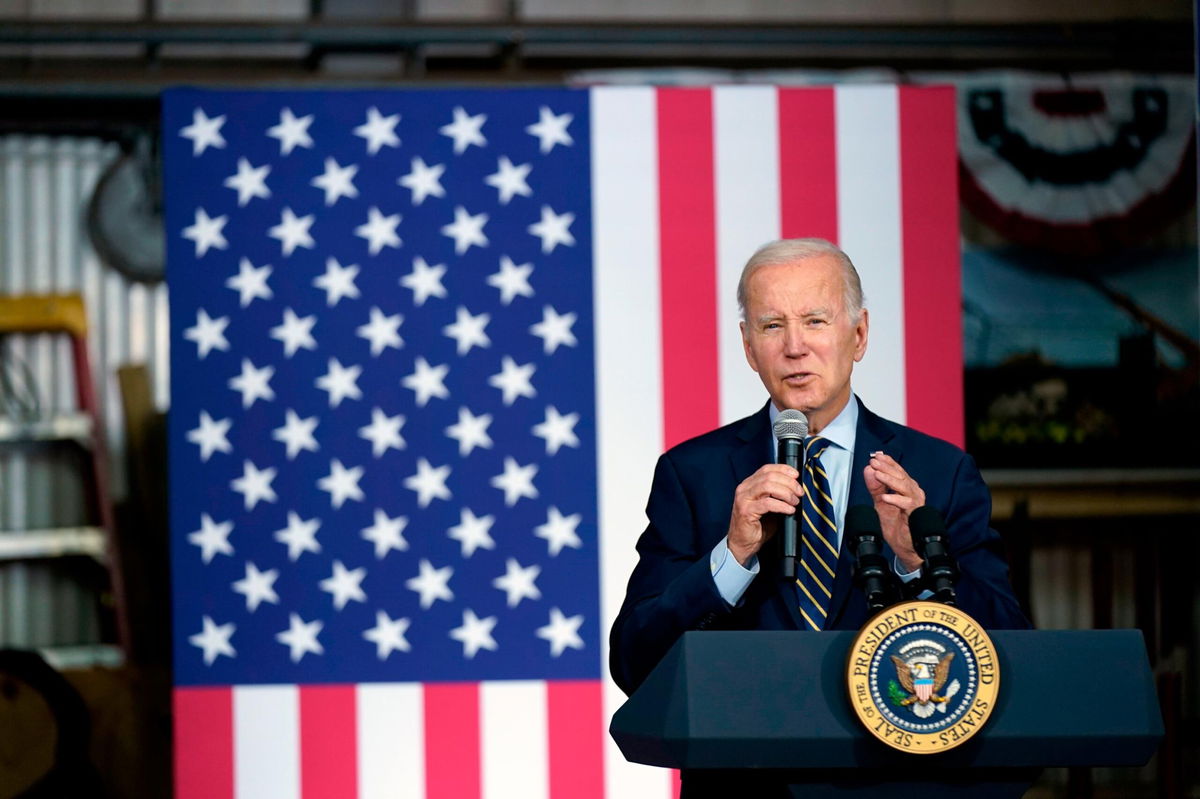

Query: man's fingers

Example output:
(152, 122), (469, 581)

(754, 497), (798, 517)
(878, 493), (919, 510)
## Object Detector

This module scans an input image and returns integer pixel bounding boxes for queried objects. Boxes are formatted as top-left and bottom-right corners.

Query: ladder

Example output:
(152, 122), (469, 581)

(0, 293), (129, 656)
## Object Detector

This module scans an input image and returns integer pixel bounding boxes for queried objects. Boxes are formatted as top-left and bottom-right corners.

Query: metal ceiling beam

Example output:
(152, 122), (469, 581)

(0, 19), (1188, 61)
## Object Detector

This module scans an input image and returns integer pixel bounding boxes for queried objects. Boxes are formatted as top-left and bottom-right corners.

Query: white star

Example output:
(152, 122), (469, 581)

(400, 256), (447, 306)
(490, 457), (538, 507)
(484, 156), (532, 205)
(406, 558), (454, 609)
(356, 307), (403, 356)
(182, 207), (228, 257)
(530, 305), (578, 354)
(439, 106), (487, 154)
(442, 306), (490, 356)
(363, 611), (411, 659)
(441, 206), (489, 255)
(230, 460), (277, 510)
(355, 206), (402, 255)
(533, 405), (581, 455)
(232, 562), (279, 612)
(447, 508), (495, 558)
(398, 156), (446, 205)
(403, 357), (450, 407)
(528, 205), (576, 254)
(268, 207), (315, 256)
(272, 409), (319, 460)
(183, 308), (230, 359)
(361, 508), (408, 559)
(444, 406), (493, 456)
(488, 356), (536, 405)
(180, 107), (226, 156)
(225, 257), (273, 307)
(449, 609), (498, 659)
(187, 513), (233, 563)
(189, 616), (235, 665)
(311, 157), (359, 206)
(536, 506), (583, 556)
(315, 358), (362, 408)
(223, 157), (271, 206)
(187, 410), (232, 462)
(274, 511), (321, 561)
(526, 106), (575, 154)
(276, 613), (323, 663)
(228, 358), (275, 408)
(492, 558), (541, 608)
(404, 457), (452, 508)
(313, 257), (361, 306)
(354, 106), (401, 155)
(318, 458), (365, 509)
(270, 307), (318, 358)
(537, 607), (585, 657)
(320, 560), (367, 610)
(267, 107), (314, 155)
(359, 407), (406, 457)
(487, 255), (534, 305)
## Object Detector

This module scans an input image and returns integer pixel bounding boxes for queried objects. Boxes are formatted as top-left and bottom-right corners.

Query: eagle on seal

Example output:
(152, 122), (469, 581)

(891, 652), (955, 705)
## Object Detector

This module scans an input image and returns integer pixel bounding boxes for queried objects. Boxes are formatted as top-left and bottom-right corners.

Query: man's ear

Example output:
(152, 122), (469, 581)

(853, 308), (869, 363)
(741, 321), (760, 373)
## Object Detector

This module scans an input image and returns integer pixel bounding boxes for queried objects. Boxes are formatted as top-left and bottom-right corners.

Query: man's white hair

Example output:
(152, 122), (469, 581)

(736, 238), (865, 322)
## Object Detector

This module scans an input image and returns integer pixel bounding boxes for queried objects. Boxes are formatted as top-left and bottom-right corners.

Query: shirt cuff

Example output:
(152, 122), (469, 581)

(711, 538), (759, 606)
(894, 557), (921, 583)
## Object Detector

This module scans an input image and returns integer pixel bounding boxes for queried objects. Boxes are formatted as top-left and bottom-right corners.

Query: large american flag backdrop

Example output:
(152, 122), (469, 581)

(165, 85), (961, 799)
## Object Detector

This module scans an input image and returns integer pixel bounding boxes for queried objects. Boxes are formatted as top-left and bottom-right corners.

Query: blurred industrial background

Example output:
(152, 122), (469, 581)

(0, 1), (1197, 797)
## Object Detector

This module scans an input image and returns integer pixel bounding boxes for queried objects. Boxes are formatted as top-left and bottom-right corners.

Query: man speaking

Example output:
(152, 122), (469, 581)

(609, 239), (1029, 700)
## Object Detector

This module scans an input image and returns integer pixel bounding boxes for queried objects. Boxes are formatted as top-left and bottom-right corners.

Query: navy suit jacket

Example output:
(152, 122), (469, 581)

(609, 398), (1029, 695)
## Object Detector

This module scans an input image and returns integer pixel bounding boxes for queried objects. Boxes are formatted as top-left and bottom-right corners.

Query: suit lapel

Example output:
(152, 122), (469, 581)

(729, 403), (770, 486)
(826, 398), (899, 628)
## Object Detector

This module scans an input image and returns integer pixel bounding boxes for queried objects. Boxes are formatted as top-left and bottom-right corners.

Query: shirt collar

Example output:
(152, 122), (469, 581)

(768, 396), (858, 454)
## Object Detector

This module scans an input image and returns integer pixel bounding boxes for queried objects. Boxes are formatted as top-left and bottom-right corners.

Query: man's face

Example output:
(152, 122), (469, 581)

(740, 255), (869, 430)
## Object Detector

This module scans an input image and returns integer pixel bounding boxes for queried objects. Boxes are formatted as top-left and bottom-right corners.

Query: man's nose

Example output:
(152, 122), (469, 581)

(782, 324), (808, 357)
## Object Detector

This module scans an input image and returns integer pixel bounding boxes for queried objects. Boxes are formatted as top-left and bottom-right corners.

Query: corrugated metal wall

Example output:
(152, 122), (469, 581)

(0, 135), (169, 648)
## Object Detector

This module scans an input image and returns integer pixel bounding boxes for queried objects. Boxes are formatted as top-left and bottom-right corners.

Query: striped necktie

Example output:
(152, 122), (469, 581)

(796, 436), (839, 630)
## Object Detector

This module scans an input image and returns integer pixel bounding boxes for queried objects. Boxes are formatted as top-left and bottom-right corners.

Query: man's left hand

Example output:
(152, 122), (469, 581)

(863, 452), (924, 573)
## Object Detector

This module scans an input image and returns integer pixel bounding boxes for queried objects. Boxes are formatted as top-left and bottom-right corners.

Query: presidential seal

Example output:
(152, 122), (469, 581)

(846, 600), (1000, 753)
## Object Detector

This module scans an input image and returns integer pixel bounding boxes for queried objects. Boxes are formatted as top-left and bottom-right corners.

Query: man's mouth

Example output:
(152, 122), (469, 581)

(783, 372), (814, 385)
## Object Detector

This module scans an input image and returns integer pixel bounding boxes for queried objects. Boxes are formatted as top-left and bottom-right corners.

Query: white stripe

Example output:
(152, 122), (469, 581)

(714, 86), (779, 423)
(590, 85), (672, 799)
(357, 682), (424, 799)
(481, 681), (548, 799)
(234, 685), (299, 799)
(835, 85), (907, 424)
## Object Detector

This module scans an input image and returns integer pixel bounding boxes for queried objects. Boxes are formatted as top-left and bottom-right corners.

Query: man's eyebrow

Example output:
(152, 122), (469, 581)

(754, 308), (831, 324)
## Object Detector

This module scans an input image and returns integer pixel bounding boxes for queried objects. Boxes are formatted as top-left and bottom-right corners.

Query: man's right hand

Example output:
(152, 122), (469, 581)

(727, 464), (802, 566)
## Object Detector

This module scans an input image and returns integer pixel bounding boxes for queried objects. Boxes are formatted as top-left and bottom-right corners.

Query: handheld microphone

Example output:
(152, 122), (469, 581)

(773, 410), (807, 579)
(847, 505), (889, 613)
(909, 506), (959, 605)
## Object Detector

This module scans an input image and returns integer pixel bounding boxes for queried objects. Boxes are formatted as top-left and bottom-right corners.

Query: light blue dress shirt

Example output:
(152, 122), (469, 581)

(709, 397), (918, 607)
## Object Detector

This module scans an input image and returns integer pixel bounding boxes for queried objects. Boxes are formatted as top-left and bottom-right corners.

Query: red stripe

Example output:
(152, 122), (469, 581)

(898, 86), (963, 446)
(174, 687), (234, 799)
(778, 88), (838, 242)
(547, 681), (605, 799)
(657, 88), (720, 449)
(425, 683), (481, 799)
(300, 685), (358, 799)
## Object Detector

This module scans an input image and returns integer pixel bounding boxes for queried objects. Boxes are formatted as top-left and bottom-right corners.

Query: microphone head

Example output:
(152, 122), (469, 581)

(908, 505), (947, 537)
(845, 504), (882, 536)
(773, 409), (809, 441)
